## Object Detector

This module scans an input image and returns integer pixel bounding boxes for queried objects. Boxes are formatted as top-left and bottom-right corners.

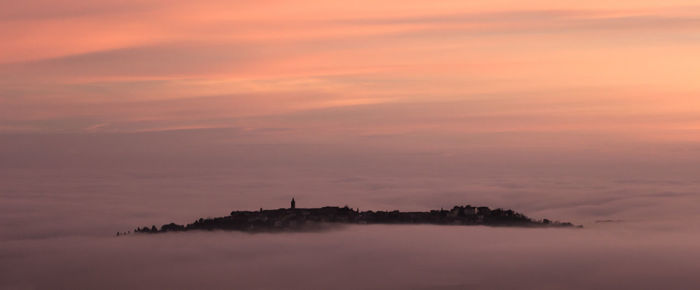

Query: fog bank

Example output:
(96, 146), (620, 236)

(3, 226), (700, 290)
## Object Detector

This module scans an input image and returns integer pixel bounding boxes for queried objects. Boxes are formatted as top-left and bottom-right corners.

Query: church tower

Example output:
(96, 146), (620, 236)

(291, 198), (296, 209)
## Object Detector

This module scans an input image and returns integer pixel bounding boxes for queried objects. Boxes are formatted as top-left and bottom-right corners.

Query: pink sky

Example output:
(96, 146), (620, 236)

(2, 0), (700, 145)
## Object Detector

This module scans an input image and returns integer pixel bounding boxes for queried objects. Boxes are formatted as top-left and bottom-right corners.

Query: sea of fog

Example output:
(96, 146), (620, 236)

(2, 131), (700, 289)
(3, 225), (700, 290)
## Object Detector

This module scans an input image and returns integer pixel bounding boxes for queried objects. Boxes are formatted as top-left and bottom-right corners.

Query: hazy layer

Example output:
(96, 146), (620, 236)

(2, 129), (700, 289)
(3, 226), (700, 290)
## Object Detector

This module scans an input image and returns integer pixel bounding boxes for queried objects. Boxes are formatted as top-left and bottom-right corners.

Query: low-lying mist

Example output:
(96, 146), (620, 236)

(2, 131), (700, 289)
(3, 225), (700, 290)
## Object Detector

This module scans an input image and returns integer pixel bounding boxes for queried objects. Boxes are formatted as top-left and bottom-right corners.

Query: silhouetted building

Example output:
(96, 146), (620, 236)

(291, 198), (296, 209)
(463, 206), (476, 215)
(477, 207), (491, 215)
(449, 207), (461, 217)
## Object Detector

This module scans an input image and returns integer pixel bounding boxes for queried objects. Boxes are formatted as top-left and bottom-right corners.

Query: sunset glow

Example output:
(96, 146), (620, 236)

(3, 0), (699, 142)
(3, 1), (700, 289)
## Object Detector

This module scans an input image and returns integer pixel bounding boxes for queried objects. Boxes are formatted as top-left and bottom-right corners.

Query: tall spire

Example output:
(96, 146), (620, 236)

(291, 197), (296, 209)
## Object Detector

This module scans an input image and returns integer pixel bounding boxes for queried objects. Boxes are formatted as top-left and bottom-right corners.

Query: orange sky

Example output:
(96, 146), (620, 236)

(1, 0), (699, 145)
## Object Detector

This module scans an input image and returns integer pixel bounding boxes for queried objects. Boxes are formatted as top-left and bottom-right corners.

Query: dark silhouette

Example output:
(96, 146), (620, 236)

(131, 202), (581, 234)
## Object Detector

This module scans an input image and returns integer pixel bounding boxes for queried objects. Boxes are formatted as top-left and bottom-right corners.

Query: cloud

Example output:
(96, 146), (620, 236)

(3, 2), (700, 135)
(0, 42), (262, 80)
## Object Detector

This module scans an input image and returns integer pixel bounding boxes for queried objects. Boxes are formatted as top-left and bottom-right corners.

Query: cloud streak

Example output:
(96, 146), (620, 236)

(3, 1), (700, 136)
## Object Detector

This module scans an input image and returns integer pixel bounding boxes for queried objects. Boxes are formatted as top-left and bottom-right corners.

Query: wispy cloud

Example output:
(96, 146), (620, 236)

(2, 1), (700, 139)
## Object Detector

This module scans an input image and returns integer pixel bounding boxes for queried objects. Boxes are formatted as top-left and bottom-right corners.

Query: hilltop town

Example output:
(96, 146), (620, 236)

(127, 199), (579, 235)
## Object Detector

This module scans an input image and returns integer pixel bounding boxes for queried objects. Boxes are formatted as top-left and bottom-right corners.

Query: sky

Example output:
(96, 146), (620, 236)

(2, 0), (700, 141)
(3, 1), (700, 289)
